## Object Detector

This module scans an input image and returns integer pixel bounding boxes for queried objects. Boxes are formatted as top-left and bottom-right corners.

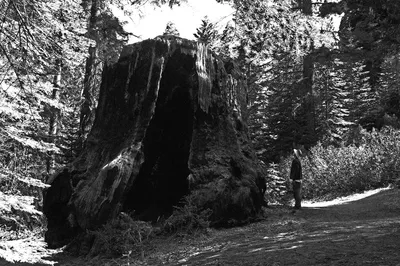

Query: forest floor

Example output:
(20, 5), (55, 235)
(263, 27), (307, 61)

(1, 187), (400, 266)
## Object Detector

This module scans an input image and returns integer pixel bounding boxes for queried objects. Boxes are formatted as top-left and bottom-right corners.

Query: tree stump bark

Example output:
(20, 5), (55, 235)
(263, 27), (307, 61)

(43, 36), (265, 248)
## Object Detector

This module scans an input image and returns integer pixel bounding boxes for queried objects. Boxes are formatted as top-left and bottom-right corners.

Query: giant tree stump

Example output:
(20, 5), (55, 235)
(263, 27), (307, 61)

(43, 36), (265, 248)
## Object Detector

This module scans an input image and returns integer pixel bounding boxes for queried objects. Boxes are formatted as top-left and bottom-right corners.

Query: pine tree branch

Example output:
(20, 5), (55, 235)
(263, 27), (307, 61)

(0, 42), (26, 91)
(11, 1), (36, 44)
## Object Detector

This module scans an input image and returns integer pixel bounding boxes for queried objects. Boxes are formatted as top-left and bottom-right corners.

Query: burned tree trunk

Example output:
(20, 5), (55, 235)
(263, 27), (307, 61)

(43, 36), (265, 248)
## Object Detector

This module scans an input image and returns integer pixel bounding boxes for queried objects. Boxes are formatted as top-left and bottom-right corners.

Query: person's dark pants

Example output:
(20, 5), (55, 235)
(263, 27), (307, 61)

(292, 181), (302, 209)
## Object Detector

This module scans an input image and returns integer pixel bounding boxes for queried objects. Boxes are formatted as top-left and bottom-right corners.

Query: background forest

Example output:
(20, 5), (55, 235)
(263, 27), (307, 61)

(1, 0), (400, 248)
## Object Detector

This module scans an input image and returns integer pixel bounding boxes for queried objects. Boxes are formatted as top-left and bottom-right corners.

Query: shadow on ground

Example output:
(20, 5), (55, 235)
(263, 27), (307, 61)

(168, 188), (400, 266)
(1, 188), (399, 266)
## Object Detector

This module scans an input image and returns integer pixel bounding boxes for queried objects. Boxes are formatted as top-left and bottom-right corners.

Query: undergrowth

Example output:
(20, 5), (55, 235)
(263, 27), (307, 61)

(279, 126), (400, 200)
(88, 213), (154, 259)
(87, 194), (212, 260)
(161, 195), (212, 235)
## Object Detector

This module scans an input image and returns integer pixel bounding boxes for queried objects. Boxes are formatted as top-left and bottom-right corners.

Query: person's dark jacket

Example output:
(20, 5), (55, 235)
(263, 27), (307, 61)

(290, 157), (302, 181)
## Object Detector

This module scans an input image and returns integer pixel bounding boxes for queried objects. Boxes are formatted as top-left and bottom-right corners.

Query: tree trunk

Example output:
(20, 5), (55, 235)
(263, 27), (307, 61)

(302, 52), (316, 143)
(78, 0), (102, 150)
(299, 0), (316, 145)
(46, 59), (61, 174)
(43, 36), (265, 248)
(79, 45), (97, 150)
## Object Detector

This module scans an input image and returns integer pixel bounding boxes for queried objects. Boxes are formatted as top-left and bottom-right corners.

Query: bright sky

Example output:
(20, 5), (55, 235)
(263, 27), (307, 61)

(112, 1), (343, 45)
(114, 0), (234, 43)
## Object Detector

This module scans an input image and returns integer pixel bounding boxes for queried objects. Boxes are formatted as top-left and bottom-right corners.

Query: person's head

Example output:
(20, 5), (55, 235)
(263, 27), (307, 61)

(293, 149), (302, 159)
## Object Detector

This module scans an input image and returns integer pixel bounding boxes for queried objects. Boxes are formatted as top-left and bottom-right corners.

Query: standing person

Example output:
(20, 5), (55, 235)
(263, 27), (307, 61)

(290, 149), (303, 209)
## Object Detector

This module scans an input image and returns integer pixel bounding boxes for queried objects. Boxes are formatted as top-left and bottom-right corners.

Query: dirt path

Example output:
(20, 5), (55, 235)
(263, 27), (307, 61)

(1, 188), (400, 265)
(157, 188), (400, 266)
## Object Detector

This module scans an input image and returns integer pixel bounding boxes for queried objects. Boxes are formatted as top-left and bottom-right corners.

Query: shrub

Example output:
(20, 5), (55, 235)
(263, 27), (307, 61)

(279, 126), (400, 200)
(88, 213), (154, 258)
(161, 194), (212, 235)
(264, 163), (289, 205)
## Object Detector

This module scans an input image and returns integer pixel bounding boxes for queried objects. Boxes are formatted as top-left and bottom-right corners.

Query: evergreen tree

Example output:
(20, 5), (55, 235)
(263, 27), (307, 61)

(297, 0), (317, 147)
(380, 54), (400, 121)
(0, 0), (89, 176)
(218, 0), (335, 160)
(313, 58), (353, 144)
(163, 21), (180, 36)
(194, 16), (218, 47)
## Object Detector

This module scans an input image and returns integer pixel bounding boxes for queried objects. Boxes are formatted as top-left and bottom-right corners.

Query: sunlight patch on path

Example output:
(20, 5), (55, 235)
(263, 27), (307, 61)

(302, 186), (392, 208)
